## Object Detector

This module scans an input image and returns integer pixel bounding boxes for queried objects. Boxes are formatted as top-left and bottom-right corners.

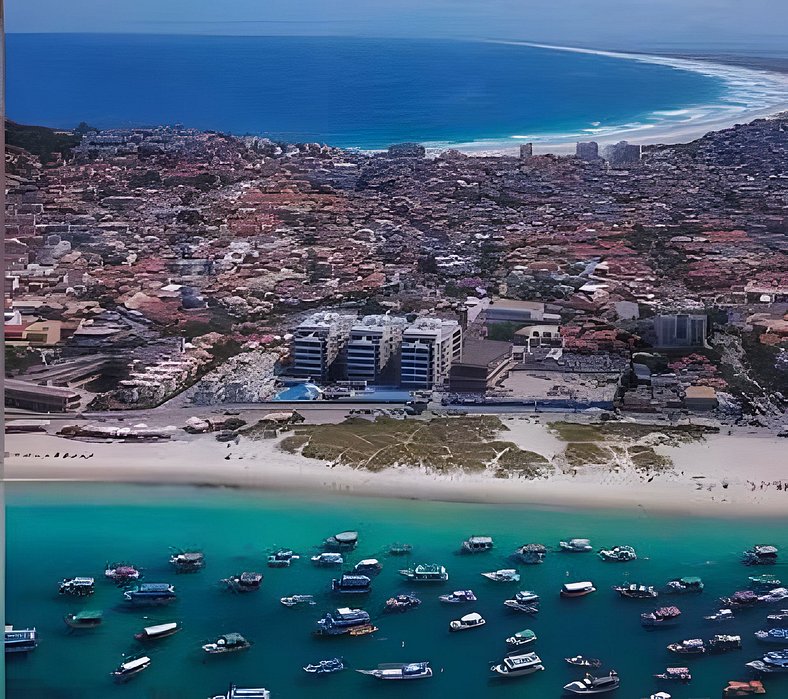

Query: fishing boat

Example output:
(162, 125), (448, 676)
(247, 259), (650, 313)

(723, 680), (766, 696)
(449, 612), (486, 631)
(559, 538), (593, 553)
(5, 626), (38, 653)
(504, 591), (540, 613)
(704, 609), (735, 622)
(134, 621), (180, 641)
(721, 590), (759, 608)
(462, 535), (494, 553)
(331, 574), (372, 594)
(169, 551), (205, 573)
(641, 606), (681, 627)
(654, 667), (691, 683)
(614, 583), (658, 599)
(566, 656), (602, 668)
(210, 684), (271, 699)
(324, 530), (358, 551)
(357, 662), (432, 680)
(563, 671), (620, 694)
(111, 655), (151, 682)
(399, 564), (448, 583)
(354, 559), (382, 575)
(64, 610), (103, 629)
(667, 638), (706, 655)
(385, 594), (421, 612)
(759, 587), (788, 603)
(58, 577), (95, 596)
(708, 634), (742, 652)
(481, 569), (520, 583)
(303, 657), (345, 675)
(490, 651), (544, 677)
(388, 543), (412, 556)
(750, 574), (782, 589)
(767, 609), (788, 622)
(665, 576), (704, 594)
(104, 563), (141, 583)
(755, 628), (788, 644)
(311, 553), (344, 567)
(516, 543), (547, 564)
(746, 649), (788, 673)
(348, 624), (378, 636)
(280, 594), (316, 608)
(561, 582), (596, 598)
(202, 633), (251, 654)
(222, 572), (263, 593)
(505, 628), (536, 647)
(315, 607), (371, 636)
(439, 589), (476, 604)
(743, 545), (778, 566)
(123, 583), (176, 605)
(267, 549), (299, 568)
(598, 545), (637, 562)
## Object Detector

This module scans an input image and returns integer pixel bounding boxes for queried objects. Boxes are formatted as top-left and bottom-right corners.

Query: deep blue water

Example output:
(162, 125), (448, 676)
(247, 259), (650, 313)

(6, 34), (726, 149)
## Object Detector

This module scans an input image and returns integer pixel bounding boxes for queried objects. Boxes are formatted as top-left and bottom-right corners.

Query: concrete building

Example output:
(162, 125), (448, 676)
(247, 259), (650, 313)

(514, 323), (562, 351)
(654, 313), (708, 348)
(345, 315), (407, 383)
(519, 143), (534, 159)
(5, 378), (81, 413)
(684, 385), (718, 411)
(605, 140), (642, 167)
(576, 141), (600, 161)
(449, 339), (514, 393)
(400, 318), (463, 388)
(291, 312), (355, 380)
(485, 299), (546, 323)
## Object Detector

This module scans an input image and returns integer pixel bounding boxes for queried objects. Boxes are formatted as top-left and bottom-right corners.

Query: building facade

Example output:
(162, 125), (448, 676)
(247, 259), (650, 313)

(291, 312), (356, 380)
(345, 315), (407, 383)
(400, 318), (463, 388)
(654, 313), (708, 348)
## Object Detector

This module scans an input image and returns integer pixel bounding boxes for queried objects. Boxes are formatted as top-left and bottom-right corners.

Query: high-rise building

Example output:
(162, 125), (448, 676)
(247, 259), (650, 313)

(400, 318), (463, 388)
(345, 315), (407, 383)
(291, 312), (356, 380)
(604, 140), (642, 167)
(576, 141), (600, 161)
(519, 143), (534, 159)
(654, 313), (708, 348)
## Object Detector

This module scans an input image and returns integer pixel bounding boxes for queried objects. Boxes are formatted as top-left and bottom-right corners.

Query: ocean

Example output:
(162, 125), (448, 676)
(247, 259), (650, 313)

(8, 33), (785, 150)
(6, 482), (787, 698)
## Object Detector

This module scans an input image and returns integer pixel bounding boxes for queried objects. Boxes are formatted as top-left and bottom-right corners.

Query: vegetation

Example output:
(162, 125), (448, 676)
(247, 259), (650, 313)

(5, 119), (88, 163)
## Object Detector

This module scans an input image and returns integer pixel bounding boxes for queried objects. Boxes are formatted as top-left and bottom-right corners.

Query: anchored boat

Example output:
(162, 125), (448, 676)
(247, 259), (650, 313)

(388, 543), (412, 556)
(504, 591), (540, 613)
(563, 670), (620, 694)
(749, 574), (781, 589)
(315, 607), (370, 636)
(222, 572), (263, 593)
(303, 657), (344, 675)
(667, 638), (705, 655)
(210, 684), (270, 699)
(755, 628), (788, 644)
(559, 538), (593, 553)
(385, 593), (421, 612)
(311, 553), (344, 567)
(641, 606), (681, 628)
(665, 576), (703, 594)
(324, 531), (358, 551)
(267, 549), (299, 568)
(708, 634), (742, 652)
(506, 628), (537, 647)
(598, 545), (637, 562)
(280, 594), (316, 608)
(461, 535), (493, 553)
(354, 559), (382, 575)
(490, 651), (544, 677)
(202, 633), (251, 654)
(134, 621), (180, 641)
(516, 543), (547, 564)
(565, 656), (602, 668)
(357, 662), (432, 680)
(440, 589), (476, 604)
(723, 680), (766, 696)
(615, 583), (658, 599)
(64, 610), (103, 629)
(721, 590), (759, 608)
(449, 612), (486, 631)
(481, 569), (520, 583)
(561, 582), (596, 598)
(743, 545), (778, 566)
(169, 551), (204, 573)
(111, 655), (151, 683)
(123, 583), (176, 605)
(332, 574), (372, 594)
(4, 626), (38, 654)
(746, 649), (788, 673)
(105, 563), (141, 583)
(399, 564), (448, 583)
(654, 667), (691, 683)
(58, 577), (95, 597)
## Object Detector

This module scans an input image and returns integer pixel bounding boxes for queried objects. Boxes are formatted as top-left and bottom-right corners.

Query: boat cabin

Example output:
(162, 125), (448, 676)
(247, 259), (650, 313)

(5, 626), (38, 653)
(462, 536), (494, 553)
(561, 581), (596, 597)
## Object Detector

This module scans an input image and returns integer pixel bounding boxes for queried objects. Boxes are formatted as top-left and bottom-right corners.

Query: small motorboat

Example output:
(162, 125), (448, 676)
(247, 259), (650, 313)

(267, 549), (299, 568)
(385, 593), (421, 612)
(767, 609), (788, 622)
(665, 576), (704, 594)
(303, 657), (345, 675)
(559, 538), (593, 553)
(104, 563), (141, 583)
(759, 587), (788, 604)
(324, 530), (358, 551)
(743, 545), (778, 566)
(563, 671), (620, 694)
(565, 656), (602, 668)
(516, 543), (547, 564)
(64, 610), (103, 629)
(123, 583), (176, 605)
(134, 621), (180, 641)
(314, 608), (371, 636)
(280, 594), (316, 608)
(481, 569), (520, 583)
(561, 582), (596, 598)
(202, 632), (251, 654)
(754, 627), (788, 644)
(615, 583), (658, 599)
(722, 680), (766, 696)
(655, 667), (691, 683)
(354, 559), (382, 575)
(449, 612), (486, 632)
(721, 590), (759, 608)
(504, 591), (540, 613)
(210, 684), (271, 699)
(506, 628), (537, 647)
(705, 608), (734, 622)
(667, 638), (706, 655)
(169, 551), (204, 573)
(641, 606), (681, 628)
(439, 589), (477, 604)
(348, 623), (378, 636)
(388, 543), (412, 556)
(490, 651), (544, 677)
(598, 545), (637, 562)
(461, 535), (494, 553)
(749, 574), (781, 589)
(708, 634), (742, 652)
(746, 649), (788, 673)
(222, 572), (263, 593)
(111, 655), (151, 683)
(58, 577), (95, 597)
(357, 662), (432, 680)
(311, 553), (344, 567)
(399, 564), (448, 582)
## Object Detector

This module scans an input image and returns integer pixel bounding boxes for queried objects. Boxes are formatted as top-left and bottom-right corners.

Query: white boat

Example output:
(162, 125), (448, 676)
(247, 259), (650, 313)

(560, 538), (593, 553)
(506, 628), (537, 647)
(354, 559), (382, 574)
(439, 589), (476, 604)
(449, 612), (486, 631)
(704, 608), (734, 622)
(280, 594), (316, 607)
(202, 633), (251, 654)
(111, 655), (151, 682)
(134, 621), (180, 641)
(462, 535), (494, 553)
(211, 684), (270, 699)
(490, 651), (544, 677)
(399, 564), (448, 582)
(357, 662), (433, 680)
(504, 591), (540, 613)
(561, 582), (596, 598)
(598, 545), (637, 562)
(311, 553), (343, 567)
(5, 626), (38, 653)
(481, 569), (520, 582)
(563, 670), (620, 694)
(759, 587), (788, 603)
(755, 628), (788, 644)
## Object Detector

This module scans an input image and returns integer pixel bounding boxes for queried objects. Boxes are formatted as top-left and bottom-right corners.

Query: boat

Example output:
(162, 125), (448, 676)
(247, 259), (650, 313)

(267, 549), (299, 568)
(504, 591), (540, 613)
(462, 535), (493, 553)
(385, 593), (421, 612)
(560, 538), (593, 553)
(399, 564), (448, 582)
(721, 590), (759, 608)
(210, 684), (270, 699)
(516, 543), (547, 564)
(641, 606), (681, 627)
(565, 656), (602, 668)
(705, 608), (735, 622)
(439, 589), (477, 604)
(64, 610), (103, 629)
(123, 583), (176, 605)
(598, 545), (637, 562)
(202, 633), (251, 654)
(750, 574), (782, 589)
(506, 628), (537, 647)
(324, 530), (358, 551)
(723, 680), (766, 696)
(315, 607), (371, 636)
(58, 577), (95, 596)
(134, 621), (180, 641)
(111, 655), (151, 682)
(561, 582), (596, 598)
(222, 572), (263, 593)
(614, 583), (658, 599)
(303, 657), (345, 675)
(348, 624), (378, 636)
(311, 553), (344, 567)
(746, 649), (788, 673)
(449, 611), (486, 631)
(665, 576), (704, 594)
(169, 551), (204, 573)
(481, 569), (520, 583)
(755, 628), (788, 644)
(354, 559), (382, 575)
(280, 594), (316, 607)
(104, 563), (141, 583)
(767, 609), (788, 622)
(490, 651), (544, 677)
(563, 671), (620, 694)
(356, 662), (432, 680)
(331, 574), (372, 594)
(708, 634), (742, 652)
(388, 543), (412, 556)
(667, 638), (705, 654)
(5, 626), (38, 653)
(759, 587), (788, 603)
(654, 667), (691, 683)
(743, 545), (778, 566)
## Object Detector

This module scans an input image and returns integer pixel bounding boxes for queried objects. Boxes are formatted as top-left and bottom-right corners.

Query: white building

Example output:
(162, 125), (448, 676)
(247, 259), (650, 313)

(291, 312), (355, 380)
(345, 315), (407, 383)
(400, 318), (463, 388)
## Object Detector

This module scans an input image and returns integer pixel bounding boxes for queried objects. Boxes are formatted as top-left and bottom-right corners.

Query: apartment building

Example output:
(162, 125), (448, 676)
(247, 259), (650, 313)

(345, 315), (407, 383)
(291, 312), (355, 380)
(400, 318), (463, 388)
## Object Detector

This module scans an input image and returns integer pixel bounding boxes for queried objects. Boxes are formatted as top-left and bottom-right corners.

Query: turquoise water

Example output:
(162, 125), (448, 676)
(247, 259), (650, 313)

(6, 483), (788, 698)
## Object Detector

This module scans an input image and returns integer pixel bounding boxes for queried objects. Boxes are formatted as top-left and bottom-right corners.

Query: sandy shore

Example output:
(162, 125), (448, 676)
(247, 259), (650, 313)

(5, 422), (788, 519)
